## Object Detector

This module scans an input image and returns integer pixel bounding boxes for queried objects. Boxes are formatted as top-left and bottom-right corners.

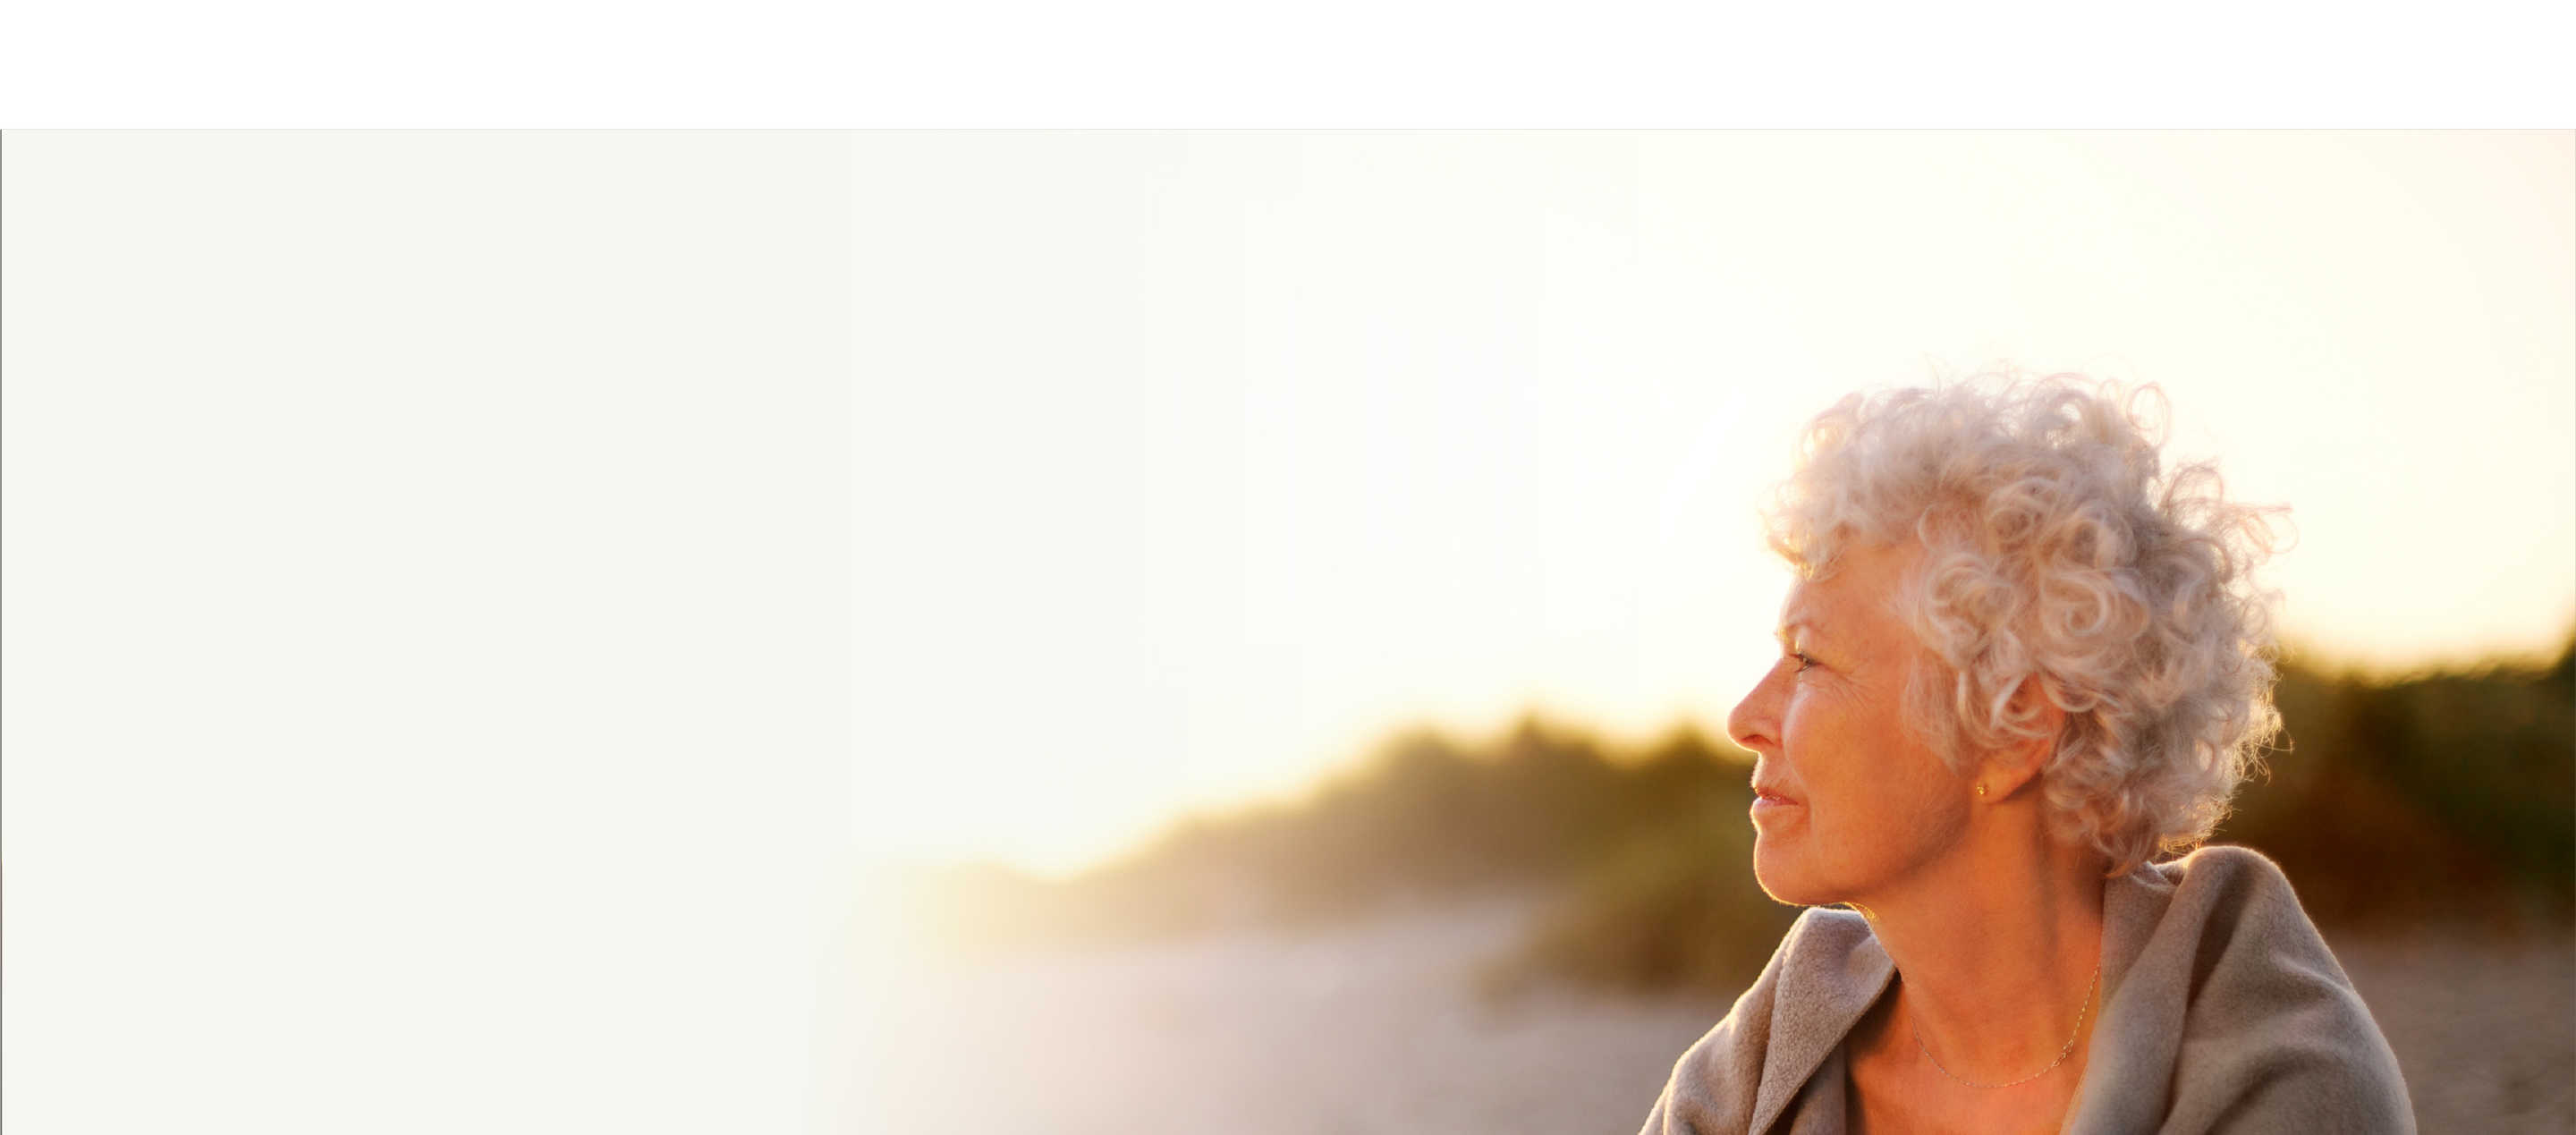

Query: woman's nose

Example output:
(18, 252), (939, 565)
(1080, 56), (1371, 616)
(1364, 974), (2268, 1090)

(1727, 668), (1781, 756)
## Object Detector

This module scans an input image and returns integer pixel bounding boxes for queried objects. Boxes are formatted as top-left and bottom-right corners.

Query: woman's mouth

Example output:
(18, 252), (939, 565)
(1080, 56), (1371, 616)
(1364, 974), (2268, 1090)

(1750, 782), (1803, 822)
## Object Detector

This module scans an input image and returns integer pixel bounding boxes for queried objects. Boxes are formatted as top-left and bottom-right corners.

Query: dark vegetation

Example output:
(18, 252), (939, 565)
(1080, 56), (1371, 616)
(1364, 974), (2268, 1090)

(2221, 644), (2575, 930)
(903, 639), (2573, 995)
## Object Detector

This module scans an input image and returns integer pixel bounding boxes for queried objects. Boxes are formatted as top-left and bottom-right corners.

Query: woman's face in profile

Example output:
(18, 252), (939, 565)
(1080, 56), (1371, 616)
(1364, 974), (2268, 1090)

(1729, 541), (1971, 908)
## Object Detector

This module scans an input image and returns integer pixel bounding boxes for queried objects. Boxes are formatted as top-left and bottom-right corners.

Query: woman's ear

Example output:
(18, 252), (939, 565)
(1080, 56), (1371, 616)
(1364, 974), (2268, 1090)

(1977, 676), (2064, 801)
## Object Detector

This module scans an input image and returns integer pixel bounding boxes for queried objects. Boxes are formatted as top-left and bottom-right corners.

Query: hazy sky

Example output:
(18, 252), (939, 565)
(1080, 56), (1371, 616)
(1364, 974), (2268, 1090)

(852, 131), (2575, 877)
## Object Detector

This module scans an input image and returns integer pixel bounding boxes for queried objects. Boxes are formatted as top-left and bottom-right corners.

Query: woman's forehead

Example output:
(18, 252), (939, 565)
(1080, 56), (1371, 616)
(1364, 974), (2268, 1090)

(1777, 543), (1919, 637)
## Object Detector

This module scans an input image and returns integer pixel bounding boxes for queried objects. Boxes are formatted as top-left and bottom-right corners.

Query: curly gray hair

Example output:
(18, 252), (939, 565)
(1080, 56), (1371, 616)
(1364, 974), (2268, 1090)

(1762, 372), (2285, 874)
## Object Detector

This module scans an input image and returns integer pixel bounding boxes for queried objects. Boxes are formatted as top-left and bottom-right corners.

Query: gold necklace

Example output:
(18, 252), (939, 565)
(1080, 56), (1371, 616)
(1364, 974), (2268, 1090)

(1911, 965), (2099, 1089)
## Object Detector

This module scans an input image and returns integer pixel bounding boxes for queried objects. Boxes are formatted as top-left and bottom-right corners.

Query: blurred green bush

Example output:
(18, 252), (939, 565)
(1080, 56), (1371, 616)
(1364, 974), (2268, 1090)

(2218, 642), (2574, 930)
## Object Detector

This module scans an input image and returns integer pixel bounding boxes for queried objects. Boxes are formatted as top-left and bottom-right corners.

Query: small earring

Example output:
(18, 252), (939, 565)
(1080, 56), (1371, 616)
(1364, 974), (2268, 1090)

(1975, 783), (1988, 798)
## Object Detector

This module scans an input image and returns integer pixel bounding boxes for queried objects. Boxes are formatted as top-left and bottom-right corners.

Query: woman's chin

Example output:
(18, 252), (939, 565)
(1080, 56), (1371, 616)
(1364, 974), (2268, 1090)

(1751, 843), (1830, 908)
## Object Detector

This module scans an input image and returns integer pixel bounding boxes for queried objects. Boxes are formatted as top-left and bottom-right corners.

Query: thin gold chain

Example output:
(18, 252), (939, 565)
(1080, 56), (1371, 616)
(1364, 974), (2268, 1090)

(1911, 965), (2100, 1089)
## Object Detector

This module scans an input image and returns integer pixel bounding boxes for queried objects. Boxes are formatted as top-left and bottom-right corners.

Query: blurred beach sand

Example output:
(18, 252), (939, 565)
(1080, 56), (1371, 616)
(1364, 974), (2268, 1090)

(2332, 927), (2576, 1131)
(858, 897), (2572, 1134)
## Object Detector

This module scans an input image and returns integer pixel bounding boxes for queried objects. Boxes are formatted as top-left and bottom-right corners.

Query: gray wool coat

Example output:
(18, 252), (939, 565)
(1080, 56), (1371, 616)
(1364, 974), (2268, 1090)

(1637, 845), (2415, 1134)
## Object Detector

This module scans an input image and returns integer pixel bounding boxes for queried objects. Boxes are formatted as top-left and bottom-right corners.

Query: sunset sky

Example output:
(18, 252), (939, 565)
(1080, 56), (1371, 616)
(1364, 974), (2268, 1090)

(852, 131), (2576, 877)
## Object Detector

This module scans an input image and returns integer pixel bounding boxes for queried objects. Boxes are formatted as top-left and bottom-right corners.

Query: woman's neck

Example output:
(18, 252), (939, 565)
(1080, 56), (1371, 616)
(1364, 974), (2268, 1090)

(1852, 812), (2110, 1082)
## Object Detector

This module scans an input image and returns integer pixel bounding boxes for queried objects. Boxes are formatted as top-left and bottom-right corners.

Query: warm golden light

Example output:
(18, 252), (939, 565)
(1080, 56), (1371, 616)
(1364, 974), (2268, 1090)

(854, 131), (2574, 880)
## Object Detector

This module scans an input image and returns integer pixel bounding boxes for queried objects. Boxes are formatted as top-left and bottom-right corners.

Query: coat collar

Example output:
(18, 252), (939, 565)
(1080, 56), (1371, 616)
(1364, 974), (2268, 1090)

(1747, 909), (1894, 1134)
(2061, 860), (2184, 1132)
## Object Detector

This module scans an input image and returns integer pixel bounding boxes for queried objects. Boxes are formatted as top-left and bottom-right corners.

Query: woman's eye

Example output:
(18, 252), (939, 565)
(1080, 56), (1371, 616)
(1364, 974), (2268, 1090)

(1791, 651), (1818, 673)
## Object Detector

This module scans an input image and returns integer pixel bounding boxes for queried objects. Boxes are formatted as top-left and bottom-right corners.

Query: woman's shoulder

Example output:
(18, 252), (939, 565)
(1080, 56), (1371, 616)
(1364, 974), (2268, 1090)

(2118, 843), (2363, 987)
(2080, 843), (2417, 1132)
(2145, 841), (2295, 896)
(2141, 844), (2392, 1009)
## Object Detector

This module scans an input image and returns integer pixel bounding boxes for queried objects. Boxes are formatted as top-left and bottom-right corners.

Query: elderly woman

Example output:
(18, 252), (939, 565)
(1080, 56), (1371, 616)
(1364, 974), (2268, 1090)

(1640, 377), (2412, 1134)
